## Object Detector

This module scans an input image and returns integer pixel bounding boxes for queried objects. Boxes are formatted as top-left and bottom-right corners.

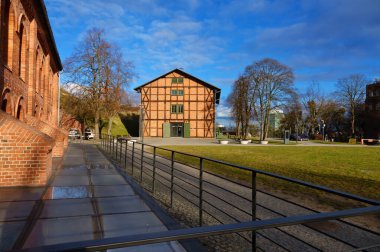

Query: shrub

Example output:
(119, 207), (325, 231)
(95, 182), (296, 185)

(348, 138), (357, 144)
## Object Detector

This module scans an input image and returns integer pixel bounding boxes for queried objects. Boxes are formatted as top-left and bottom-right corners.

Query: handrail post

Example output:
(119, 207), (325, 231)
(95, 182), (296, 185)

(124, 140), (128, 169)
(152, 146), (156, 194)
(108, 135), (110, 153)
(116, 137), (119, 160)
(252, 171), (257, 252)
(199, 157), (204, 227)
(170, 151), (175, 207)
(132, 141), (135, 176)
(120, 139), (122, 162)
(112, 136), (115, 157)
(140, 144), (144, 183)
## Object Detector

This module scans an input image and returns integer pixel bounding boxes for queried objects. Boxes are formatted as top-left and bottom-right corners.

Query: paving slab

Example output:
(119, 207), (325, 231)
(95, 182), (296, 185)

(0, 221), (26, 251)
(93, 185), (135, 198)
(44, 186), (91, 200)
(0, 187), (44, 202)
(40, 198), (94, 218)
(91, 174), (128, 185)
(15, 143), (186, 251)
(52, 175), (89, 186)
(23, 216), (96, 248)
(0, 201), (35, 221)
(97, 196), (150, 214)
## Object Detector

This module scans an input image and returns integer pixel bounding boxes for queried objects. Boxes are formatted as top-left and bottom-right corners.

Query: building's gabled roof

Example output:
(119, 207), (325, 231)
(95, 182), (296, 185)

(134, 68), (221, 104)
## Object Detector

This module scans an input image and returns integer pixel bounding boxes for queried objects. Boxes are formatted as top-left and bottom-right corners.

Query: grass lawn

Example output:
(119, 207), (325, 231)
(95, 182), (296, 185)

(101, 115), (129, 136)
(159, 146), (380, 202)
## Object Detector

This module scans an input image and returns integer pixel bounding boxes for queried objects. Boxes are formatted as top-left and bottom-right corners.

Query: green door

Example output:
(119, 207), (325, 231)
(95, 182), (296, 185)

(163, 123), (170, 138)
(184, 123), (190, 138)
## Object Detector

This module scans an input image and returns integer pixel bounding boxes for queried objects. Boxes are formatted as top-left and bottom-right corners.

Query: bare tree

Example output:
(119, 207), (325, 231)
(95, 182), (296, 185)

(245, 58), (294, 141)
(103, 46), (134, 135)
(335, 74), (367, 136)
(302, 82), (325, 136)
(64, 28), (134, 138)
(281, 92), (303, 134)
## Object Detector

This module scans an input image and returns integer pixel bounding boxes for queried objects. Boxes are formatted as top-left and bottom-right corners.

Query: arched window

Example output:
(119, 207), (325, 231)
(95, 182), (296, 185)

(39, 57), (44, 95)
(16, 97), (25, 121)
(35, 48), (40, 92)
(1, 89), (13, 115)
(34, 105), (38, 117)
(18, 18), (28, 80)
(3, 1), (15, 69)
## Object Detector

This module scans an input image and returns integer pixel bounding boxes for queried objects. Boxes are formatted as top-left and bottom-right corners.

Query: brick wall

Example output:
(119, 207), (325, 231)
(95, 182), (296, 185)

(26, 115), (68, 157)
(0, 111), (54, 186)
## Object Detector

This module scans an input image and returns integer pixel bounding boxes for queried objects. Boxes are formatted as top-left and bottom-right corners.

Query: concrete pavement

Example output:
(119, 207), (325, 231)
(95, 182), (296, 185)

(0, 143), (186, 251)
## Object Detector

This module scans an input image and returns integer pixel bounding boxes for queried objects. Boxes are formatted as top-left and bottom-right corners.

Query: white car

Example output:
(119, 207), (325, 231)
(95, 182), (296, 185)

(68, 129), (81, 139)
(84, 129), (94, 140)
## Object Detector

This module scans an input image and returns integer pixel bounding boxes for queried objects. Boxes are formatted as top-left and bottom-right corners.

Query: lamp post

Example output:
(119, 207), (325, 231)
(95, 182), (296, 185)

(321, 120), (325, 141)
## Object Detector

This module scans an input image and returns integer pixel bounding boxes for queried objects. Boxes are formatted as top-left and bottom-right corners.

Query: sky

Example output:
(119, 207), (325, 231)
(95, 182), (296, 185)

(45, 0), (380, 117)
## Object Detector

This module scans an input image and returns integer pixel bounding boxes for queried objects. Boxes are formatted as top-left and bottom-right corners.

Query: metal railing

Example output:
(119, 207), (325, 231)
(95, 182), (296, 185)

(96, 135), (380, 251)
(20, 135), (380, 251)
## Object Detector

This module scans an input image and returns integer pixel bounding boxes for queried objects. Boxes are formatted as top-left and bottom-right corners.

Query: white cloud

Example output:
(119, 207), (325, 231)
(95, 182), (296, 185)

(216, 104), (232, 117)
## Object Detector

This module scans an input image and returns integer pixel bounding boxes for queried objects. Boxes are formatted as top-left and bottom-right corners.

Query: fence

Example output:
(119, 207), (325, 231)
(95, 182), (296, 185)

(95, 135), (380, 251)
(22, 136), (380, 251)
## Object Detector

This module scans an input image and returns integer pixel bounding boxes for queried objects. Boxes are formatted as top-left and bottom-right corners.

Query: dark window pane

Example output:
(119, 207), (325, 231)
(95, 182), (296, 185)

(177, 77), (184, 84)
(171, 105), (177, 113)
(171, 78), (177, 84)
(178, 105), (184, 113)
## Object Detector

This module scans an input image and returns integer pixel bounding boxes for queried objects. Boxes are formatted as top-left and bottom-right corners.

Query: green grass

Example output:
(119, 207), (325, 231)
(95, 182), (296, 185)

(310, 140), (350, 145)
(159, 146), (380, 202)
(101, 115), (129, 136)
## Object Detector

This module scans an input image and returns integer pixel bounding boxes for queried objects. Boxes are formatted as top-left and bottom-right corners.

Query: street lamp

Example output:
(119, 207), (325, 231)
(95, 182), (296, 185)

(321, 120), (325, 141)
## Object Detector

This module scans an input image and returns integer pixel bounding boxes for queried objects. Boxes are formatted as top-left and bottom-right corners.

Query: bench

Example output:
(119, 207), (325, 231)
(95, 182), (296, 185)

(361, 138), (380, 145)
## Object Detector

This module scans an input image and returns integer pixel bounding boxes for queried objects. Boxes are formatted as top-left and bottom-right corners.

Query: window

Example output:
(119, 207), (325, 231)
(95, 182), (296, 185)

(171, 89), (184, 96)
(171, 77), (184, 84)
(171, 104), (184, 114)
(376, 102), (380, 111)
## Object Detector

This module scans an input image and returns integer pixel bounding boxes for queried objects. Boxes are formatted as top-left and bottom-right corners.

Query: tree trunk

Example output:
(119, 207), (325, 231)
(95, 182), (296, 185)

(107, 117), (113, 135)
(351, 110), (355, 137)
(94, 110), (100, 139)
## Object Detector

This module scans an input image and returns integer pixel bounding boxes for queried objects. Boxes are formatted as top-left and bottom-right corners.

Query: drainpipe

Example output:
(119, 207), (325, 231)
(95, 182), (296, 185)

(57, 72), (61, 127)
(214, 90), (217, 139)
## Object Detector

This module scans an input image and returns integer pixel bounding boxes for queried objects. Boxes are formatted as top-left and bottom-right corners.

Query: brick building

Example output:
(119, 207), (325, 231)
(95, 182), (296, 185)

(0, 0), (66, 186)
(363, 79), (380, 138)
(134, 69), (221, 138)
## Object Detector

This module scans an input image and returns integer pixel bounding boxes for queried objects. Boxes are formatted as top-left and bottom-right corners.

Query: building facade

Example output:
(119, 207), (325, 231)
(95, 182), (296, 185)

(134, 69), (221, 138)
(0, 0), (66, 186)
(363, 79), (380, 138)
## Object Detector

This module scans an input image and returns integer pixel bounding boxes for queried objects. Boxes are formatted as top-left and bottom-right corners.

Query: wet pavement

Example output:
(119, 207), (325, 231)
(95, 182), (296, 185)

(0, 143), (186, 251)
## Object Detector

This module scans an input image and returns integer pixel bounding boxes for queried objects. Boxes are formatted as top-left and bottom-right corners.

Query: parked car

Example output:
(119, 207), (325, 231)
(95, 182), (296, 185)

(84, 128), (94, 140)
(290, 134), (309, 141)
(68, 129), (81, 139)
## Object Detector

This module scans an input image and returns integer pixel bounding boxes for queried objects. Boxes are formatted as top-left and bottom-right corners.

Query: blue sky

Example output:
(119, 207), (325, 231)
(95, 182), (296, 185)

(45, 0), (380, 117)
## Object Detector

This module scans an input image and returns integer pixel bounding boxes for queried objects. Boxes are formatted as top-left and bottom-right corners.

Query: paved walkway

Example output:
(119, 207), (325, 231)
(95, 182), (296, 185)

(0, 143), (185, 251)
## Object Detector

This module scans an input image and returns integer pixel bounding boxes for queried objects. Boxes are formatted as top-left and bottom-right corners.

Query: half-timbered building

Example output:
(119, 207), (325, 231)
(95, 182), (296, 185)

(134, 69), (221, 138)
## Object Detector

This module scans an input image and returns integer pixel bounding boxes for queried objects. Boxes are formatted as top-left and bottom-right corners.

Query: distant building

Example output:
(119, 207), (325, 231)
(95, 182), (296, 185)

(269, 109), (284, 131)
(134, 69), (221, 138)
(363, 79), (380, 138)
